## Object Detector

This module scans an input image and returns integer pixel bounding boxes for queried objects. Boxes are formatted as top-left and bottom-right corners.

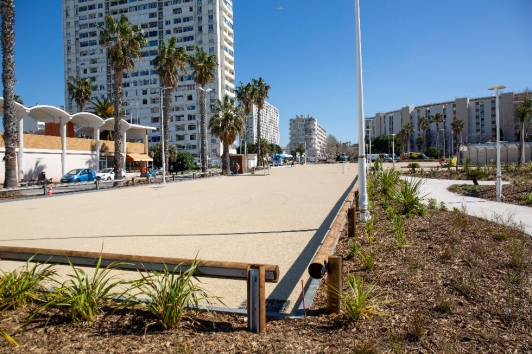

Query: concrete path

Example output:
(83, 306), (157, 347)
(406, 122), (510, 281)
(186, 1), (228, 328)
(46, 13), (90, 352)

(0, 163), (357, 313)
(418, 178), (532, 236)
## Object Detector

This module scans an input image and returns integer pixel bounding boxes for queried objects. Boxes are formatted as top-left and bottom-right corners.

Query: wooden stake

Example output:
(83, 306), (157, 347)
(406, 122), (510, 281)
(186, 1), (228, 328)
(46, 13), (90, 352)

(355, 190), (360, 211)
(347, 207), (356, 238)
(326, 255), (342, 314)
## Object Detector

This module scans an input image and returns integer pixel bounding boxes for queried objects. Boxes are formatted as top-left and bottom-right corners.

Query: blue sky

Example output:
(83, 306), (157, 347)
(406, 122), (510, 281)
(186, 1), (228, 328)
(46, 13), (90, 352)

(2, 0), (531, 146)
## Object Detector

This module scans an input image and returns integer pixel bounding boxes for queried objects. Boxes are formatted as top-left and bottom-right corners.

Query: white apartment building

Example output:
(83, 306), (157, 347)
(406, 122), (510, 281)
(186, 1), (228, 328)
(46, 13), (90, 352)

(245, 102), (280, 146)
(62, 0), (235, 162)
(288, 115), (327, 157)
(368, 91), (525, 153)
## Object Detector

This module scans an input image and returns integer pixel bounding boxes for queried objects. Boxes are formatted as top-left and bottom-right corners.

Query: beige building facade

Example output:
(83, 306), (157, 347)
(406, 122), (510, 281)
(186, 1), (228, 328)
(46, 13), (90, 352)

(288, 115), (327, 157)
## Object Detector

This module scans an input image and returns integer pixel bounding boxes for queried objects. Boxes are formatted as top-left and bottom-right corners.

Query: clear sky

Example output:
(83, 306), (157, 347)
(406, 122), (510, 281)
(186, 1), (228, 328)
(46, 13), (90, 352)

(2, 0), (531, 146)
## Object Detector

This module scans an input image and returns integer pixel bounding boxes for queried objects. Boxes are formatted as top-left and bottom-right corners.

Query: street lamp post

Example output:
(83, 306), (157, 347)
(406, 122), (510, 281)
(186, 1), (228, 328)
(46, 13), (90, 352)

(355, 0), (369, 222)
(367, 128), (373, 171)
(198, 87), (212, 170)
(391, 134), (396, 169)
(440, 128), (445, 161)
(488, 85), (506, 203)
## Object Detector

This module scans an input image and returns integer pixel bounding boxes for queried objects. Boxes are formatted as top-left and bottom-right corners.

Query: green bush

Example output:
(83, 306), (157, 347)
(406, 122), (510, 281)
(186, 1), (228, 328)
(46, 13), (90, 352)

(408, 162), (420, 173)
(466, 165), (485, 185)
(393, 178), (427, 216)
(341, 273), (388, 321)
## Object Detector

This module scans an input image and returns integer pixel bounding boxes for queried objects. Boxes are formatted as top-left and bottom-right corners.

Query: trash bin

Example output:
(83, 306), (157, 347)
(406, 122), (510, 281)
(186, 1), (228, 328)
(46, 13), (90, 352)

(38, 172), (46, 181)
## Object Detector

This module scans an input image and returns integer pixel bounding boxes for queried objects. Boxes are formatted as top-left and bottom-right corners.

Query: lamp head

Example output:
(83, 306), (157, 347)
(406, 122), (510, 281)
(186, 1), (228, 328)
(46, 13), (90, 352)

(488, 85), (506, 91)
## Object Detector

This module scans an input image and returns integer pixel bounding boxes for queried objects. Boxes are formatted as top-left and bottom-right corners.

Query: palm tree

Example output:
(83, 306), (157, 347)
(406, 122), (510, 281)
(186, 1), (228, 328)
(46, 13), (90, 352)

(252, 77), (270, 164)
(402, 123), (415, 154)
(515, 92), (532, 164)
(416, 136), (424, 153)
(188, 45), (217, 173)
(67, 75), (92, 112)
(209, 95), (244, 175)
(1, 0), (17, 188)
(98, 14), (146, 179)
(417, 116), (430, 152)
(13, 93), (23, 105)
(451, 119), (465, 171)
(235, 81), (256, 158)
(91, 98), (115, 140)
(431, 113), (445, 156)
(153, 37), (189, 173)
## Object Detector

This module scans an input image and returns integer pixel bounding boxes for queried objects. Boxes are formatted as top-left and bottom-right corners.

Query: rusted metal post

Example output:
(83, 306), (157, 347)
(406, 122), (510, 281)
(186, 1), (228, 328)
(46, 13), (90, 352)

(326, 255), (342, 314)
(347, 207), (356, 238)
(247, 265), (266, 333)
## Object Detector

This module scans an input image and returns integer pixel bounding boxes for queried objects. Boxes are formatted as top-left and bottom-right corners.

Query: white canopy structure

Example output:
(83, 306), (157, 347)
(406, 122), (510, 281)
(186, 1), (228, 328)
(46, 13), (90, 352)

(0, 98), (155, 180)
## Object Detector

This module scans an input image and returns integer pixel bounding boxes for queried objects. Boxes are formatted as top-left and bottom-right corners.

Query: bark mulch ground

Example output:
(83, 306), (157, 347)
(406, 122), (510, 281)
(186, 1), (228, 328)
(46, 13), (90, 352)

(1, 201), (531, 353)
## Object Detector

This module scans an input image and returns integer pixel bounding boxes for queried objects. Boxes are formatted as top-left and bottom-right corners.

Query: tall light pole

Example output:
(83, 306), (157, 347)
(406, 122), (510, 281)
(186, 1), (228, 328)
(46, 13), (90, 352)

(440, 128), (445, 161)
(355, 0), (369, 222)
(198, 87), (212, 168)
(367, 128), (373, 171)
(159, 86), (174, 185)
(391, 133), (396, 169)
(488, 85), (506, 202)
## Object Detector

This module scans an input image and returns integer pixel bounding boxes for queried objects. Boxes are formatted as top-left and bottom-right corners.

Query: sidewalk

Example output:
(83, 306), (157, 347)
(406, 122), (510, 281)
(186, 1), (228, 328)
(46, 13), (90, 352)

(418, 178), (532, 236)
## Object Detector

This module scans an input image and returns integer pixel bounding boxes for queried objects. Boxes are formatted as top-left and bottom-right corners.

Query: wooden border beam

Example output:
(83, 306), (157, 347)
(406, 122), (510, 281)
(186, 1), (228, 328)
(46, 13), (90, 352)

(0, 246), (279, 283)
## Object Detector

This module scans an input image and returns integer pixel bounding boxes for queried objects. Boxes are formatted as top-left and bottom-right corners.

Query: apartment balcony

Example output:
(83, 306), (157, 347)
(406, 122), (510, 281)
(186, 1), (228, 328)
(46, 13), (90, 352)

(224, 60), (234, 72)
(223, 30), (233, 45)
(224, 68), (235, 79)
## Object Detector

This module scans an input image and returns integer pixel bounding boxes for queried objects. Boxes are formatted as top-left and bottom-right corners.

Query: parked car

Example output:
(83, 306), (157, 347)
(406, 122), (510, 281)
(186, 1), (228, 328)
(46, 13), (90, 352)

(383, 154), (400, 163)
(96, 167), (125, 181)
(60, 169), (96, 183)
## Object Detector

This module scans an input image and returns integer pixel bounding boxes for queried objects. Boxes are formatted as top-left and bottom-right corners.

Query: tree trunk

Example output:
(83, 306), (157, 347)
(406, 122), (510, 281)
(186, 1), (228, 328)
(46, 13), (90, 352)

(199, 88), (207, 172)
(256, 106), (261, 164)
(163, 87), (172, 173)
(1, 0), (18, 188)
(519, 122), (525, 165)
(222, 142), (230, 175)
(435, 124), (439, 155)
(113, 68), (124, 184)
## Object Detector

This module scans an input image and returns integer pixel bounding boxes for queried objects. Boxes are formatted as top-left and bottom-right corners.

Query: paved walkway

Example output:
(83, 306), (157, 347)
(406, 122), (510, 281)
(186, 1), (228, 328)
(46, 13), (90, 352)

(0, 163), (357, 313)
(418, 178), (532, 236)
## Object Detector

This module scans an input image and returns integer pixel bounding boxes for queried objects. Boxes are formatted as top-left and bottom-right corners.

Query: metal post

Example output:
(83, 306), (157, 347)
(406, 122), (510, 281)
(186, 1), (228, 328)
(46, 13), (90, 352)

(489, 85), (506, 202)
(247, 265), (266, 333)
(391, 134), (396, 169)
(355, 0), (369, 222)
(160, 88), (166, 185)
(96, 179), (100, 190)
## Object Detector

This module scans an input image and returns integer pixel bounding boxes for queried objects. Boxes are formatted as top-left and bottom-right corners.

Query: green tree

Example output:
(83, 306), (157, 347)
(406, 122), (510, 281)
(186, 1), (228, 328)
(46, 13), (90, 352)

(13, 93), (23, 105)
(416, 136), (424, 153)
(235, 82), (256, 156)
(252, 77), (270, 163)
(1, 0), (17, 188)
(209, 95), (244, 175)
(295, 144), (305, 156)
(269, 143), (282, 155)
(417, 116), (430, 152)
(91, 97), (114, 118)
(153, 37), (189, 173)
(188, 45), (217, 173)
(67, 75), (92, 112)
(148, 142), (178, 168)
(402, 123), (415, 154)
(372, 134), (402, 154)
(451, 119), (464, 170)
(237, 141), (256, 154)
(515, 92), (532, 164)
(431, 113), (445, 155)
(99, 14), (146, 180)
(175, 151), (195, 172)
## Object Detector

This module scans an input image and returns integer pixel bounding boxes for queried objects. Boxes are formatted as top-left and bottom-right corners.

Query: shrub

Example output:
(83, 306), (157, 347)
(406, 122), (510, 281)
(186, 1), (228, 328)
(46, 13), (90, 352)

(439, 201), (448, 211)
(349, 240), (360, 257)
(132, 260), (219, 329)
(341, 273), (387, 321)
(359, 249), (375, 270)
(393, 178), (427, 216)
(408, 162), (420, 173)
(393, 214), (405, 248)
(463, 158), (472, 173)
(39, 255), (131, 324)
(379, 169), (400, 199)
(466, 165), (485, 185)
(428, 198), (437, 210)
(525, 193), (532, 205)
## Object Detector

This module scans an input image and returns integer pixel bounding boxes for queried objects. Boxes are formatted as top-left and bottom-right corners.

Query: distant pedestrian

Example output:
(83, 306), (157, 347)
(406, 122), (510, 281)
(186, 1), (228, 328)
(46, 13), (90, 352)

(236, 162), (240, 174)
(291, 159), (295, 167)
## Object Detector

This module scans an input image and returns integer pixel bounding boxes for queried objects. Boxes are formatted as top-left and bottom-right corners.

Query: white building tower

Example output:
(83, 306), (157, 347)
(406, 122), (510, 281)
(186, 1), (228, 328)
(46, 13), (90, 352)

(62, 0), (236, 163)
(245, 102), (280, 146)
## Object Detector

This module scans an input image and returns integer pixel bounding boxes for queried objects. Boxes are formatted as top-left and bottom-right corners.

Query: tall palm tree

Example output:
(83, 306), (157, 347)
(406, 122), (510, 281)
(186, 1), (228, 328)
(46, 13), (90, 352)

(188, 45), (217, 173)
(431, 113), (445, 155)
(252, 77), (270, 164)
(91, 98), (115, 140)
(209, 95), (244, 175)
(153, 37), (189, 173)
(235, 81), (256, 157)
(98, 14), (146, 179)
(67, 75), (92, 112)
(402, 123), (415, 154)
(451, 119), (465, 171)
(416, 136), (424, 153)
(515, 91), (532, 164)
(417, 117), (430, 152)
(1, 0), (17, 188)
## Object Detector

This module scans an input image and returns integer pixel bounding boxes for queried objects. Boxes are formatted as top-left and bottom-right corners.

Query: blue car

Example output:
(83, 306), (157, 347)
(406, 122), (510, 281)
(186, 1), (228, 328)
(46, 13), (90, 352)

(60, 168), (96, 183)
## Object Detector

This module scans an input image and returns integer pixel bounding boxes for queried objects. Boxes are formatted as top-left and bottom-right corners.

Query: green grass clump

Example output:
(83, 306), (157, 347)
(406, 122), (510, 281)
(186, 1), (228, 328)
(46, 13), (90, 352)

(341, 273), (388, 321)
(393, 178), (427, 216)
(132, 260), (219, 329)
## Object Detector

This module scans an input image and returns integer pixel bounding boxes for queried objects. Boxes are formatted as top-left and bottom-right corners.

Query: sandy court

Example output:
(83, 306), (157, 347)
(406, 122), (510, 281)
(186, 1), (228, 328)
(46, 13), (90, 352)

(0, 163), (357, 312)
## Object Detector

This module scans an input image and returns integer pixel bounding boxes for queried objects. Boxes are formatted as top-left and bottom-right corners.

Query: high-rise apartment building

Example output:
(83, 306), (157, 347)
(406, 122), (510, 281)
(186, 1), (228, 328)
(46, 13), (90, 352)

(245, 102), (280, 146)
(62, 0), (235, 162)
(368, 91), (527, 153)
(288, 115), (327, 157)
